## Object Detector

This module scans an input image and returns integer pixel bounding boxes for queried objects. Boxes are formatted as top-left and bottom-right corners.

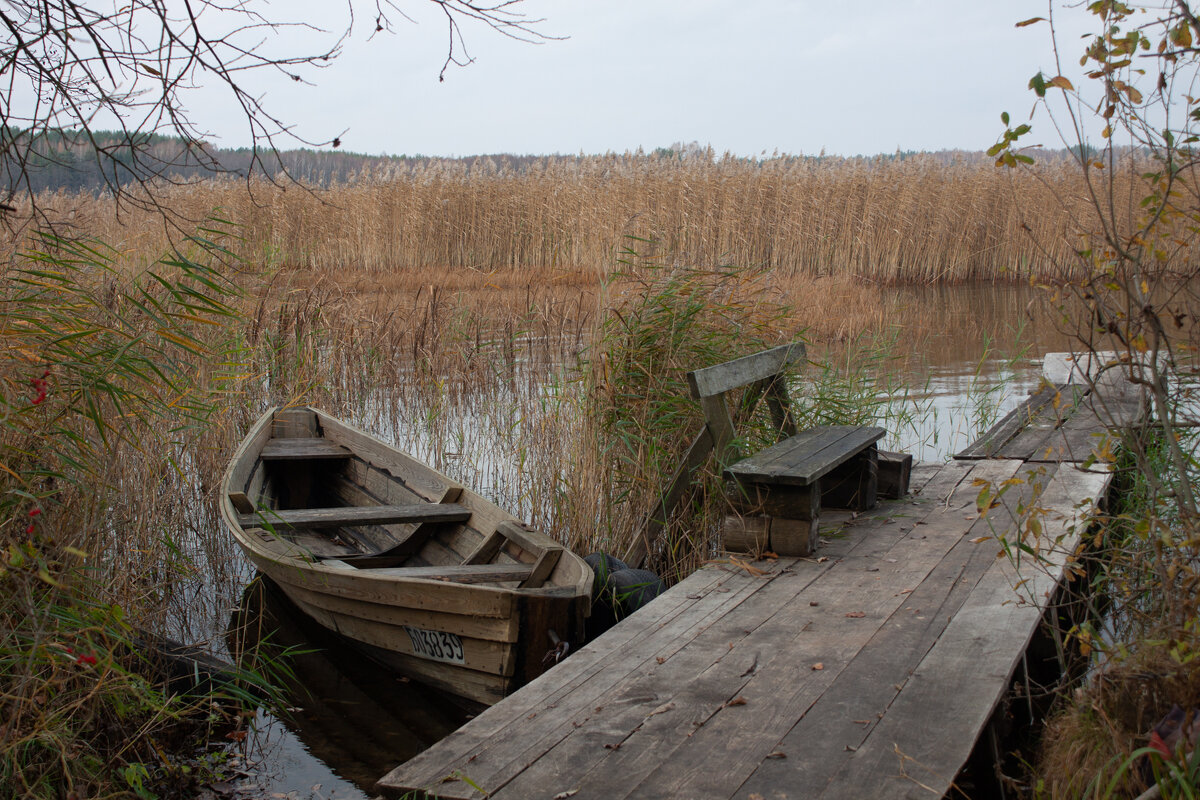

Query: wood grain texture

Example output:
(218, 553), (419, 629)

(238, 503), (470, 530)
(726, 425), (886, 486)
(260, 438), (353, 461)
(686, 341), (806, 399)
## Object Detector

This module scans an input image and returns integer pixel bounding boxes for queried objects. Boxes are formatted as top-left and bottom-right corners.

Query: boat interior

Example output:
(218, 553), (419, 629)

(229, 408), (566, 589)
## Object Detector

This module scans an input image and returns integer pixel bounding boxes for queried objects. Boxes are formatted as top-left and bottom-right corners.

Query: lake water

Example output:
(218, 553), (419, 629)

(221, 281), (1081, 798)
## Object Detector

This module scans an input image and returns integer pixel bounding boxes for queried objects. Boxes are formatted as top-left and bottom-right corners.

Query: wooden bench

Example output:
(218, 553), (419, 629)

(724, 424), (885, 555)
(621, 342), (908, 565)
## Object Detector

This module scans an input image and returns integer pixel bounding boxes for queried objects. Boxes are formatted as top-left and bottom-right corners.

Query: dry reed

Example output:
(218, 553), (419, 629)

(17, 151), (1136, 286)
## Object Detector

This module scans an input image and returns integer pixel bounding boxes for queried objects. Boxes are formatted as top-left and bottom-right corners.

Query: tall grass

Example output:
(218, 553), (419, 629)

(0, 222), (295, 797)
(15, 150), (1136, 285)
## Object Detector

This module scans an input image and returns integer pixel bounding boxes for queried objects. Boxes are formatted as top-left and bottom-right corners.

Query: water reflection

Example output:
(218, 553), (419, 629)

(228, 578), (471, 799)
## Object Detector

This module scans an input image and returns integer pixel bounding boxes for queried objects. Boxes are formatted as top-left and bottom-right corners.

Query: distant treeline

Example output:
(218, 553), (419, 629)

(8, 130), (1055, 195)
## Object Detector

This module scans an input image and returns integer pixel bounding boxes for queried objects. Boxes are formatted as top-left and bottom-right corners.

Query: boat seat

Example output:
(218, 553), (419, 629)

(238, 503), (471, 530)
(368, 563), (535, 584)
(260, 438), (353, 461)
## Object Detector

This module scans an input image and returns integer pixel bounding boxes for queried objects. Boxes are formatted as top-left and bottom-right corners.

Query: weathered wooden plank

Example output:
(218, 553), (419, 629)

(282, 582), (519, 643)
(686, 342), (806, 399)
(361, 563), (533, 584)
(519, 546), (562, 589)
(726, 425), (886, 486)
(955, 382), (1067, 459)
(463, 529), (505, 565)
(698, 393), (739, 462)
(238, 503), (469, 530)
(318, 411), (464, 504)
(260, 437), (353, 461)
(224, 408), (276, 498)
(994, 384), (1088, 460)
(495, 521), (551, 559)
(271, 407), (319, 438)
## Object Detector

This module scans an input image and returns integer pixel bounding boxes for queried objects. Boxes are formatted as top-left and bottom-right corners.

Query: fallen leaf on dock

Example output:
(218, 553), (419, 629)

(845, 611), (866, 618)
(722, 696), (748, 708)
(656, 656), (666, 664)
(604, 742), (622, 750)
(812, 662), (824, 670)
(553, 791), (580, 799)
(648, 702), (675, 718)
(969, 535), (992, 543)
(766, 751), (787, 759)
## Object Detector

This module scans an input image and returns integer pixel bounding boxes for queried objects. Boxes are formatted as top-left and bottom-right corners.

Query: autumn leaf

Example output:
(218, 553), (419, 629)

(845, 611), (866, 618)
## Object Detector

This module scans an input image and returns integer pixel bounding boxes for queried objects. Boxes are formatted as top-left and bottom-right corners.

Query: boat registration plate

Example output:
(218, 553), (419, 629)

(403, 625), (466, 665)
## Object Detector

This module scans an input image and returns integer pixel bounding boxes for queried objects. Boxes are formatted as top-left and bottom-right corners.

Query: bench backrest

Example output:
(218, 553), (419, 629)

(685, 341), (806, 461)
(686, 342), (807, 400)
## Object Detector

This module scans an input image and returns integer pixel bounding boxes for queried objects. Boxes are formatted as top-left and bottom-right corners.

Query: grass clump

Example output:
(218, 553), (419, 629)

(571, 249), (798, 577)
(1033, 421), (1200, 799)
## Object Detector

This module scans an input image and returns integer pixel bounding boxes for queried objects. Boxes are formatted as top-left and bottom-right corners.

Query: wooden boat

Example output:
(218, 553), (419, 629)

(219, 406), (592, 707)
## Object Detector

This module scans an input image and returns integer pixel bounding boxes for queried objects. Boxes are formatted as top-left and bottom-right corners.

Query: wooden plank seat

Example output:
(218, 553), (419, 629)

(237, 503), (470, 530)
(260, 438), (353, 461)
(724, 425), (886, 556)
(366, 563), (535, 584)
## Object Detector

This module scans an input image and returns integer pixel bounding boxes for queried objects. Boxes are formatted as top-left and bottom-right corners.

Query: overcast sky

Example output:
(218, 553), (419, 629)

(190, 1), (1094, 158)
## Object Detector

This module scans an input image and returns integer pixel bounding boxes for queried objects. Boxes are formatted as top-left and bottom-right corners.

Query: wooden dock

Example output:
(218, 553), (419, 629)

(378, 374), (1144, 799)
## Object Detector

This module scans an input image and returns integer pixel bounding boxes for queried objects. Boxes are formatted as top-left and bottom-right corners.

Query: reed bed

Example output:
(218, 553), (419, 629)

(21, 151), (1140, 285)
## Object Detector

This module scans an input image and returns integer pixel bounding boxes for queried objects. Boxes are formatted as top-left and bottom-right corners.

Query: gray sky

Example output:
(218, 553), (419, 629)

(192, 1), (1091, 158)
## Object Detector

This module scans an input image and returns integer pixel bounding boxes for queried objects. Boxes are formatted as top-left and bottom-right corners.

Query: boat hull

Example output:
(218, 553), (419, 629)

(220, 406), (591, 707)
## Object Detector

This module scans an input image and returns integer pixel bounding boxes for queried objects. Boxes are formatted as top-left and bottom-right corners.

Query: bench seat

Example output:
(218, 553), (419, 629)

(725, 425), (885, 489)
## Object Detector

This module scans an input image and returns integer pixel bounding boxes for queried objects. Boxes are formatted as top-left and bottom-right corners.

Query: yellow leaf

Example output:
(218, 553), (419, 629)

(1016, 17), (1045, 27)
(1047, 75), (1075, 91)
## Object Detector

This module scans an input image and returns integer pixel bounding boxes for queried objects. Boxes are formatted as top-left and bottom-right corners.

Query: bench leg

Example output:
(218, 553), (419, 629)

(821, 444), (879, 511)
(725, 481), (821, 557)
(721, 514), (819, 557)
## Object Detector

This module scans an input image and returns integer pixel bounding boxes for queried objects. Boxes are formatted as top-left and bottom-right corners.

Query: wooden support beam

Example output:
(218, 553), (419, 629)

(622, 427), (714, 569)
